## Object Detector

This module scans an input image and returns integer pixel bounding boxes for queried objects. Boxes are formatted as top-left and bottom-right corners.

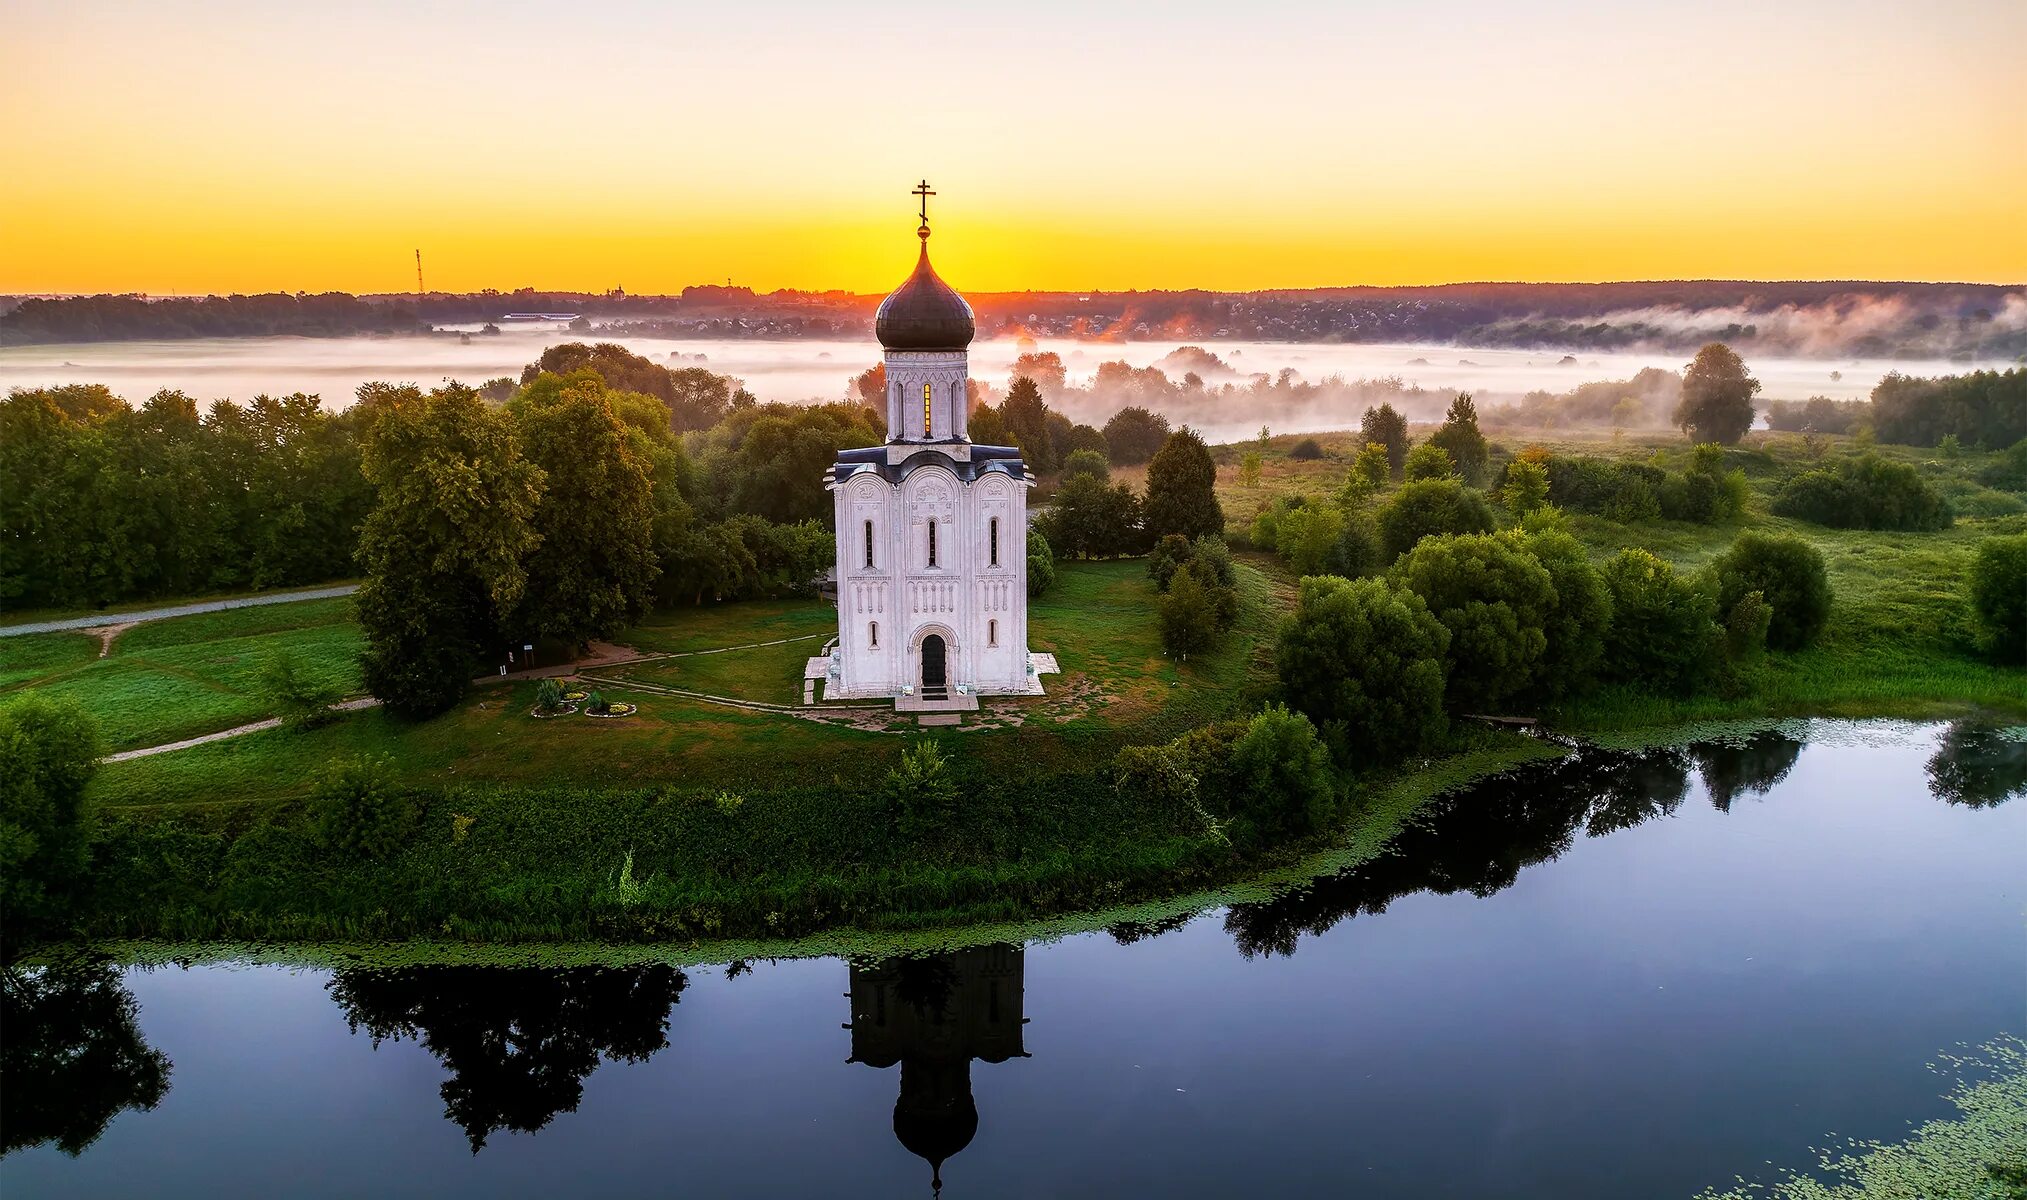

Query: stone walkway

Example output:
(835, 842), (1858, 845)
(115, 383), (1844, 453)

(102, 697), (382, 763)
(1, 584), (359, 637)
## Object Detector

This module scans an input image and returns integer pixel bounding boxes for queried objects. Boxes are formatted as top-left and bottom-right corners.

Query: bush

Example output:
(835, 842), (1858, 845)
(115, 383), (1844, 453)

(259, 650), (342, 731)
(0, 694), (100, 931)
(1522, 529), (1613, 692)
(1224, 705), (1336, 838)
(1724, 589), (1772, 665)
(1706, 532), (1831, 651)
(1601, 550), (1723, 695)
(1025, 527), (1056, 597)
(1980, 438), (2027, 492)
(1147, 534), (1195, 591)
(1392, 533), (1557, 710)
(1428, 394), (1491, 485)
(1037, 473), (1147, 559)
(1771, 454), (1952, 531)
(315, 754), (411, 859)
(1967, 533), (2027, 663)
(1287, 437), (1323, 461)
(1502, 459), (1549, 515)
(1275, 575), (1450, 762)
(882, 739), (957, 835)
(535, 678), (564, 712)
(1404, 442), (1456, 481)
(1273, 503), (1347, 577)
(1378, 479), (1495, 561)
(1061, 448), (1110, 483)
(1158, 562), (1225, 659)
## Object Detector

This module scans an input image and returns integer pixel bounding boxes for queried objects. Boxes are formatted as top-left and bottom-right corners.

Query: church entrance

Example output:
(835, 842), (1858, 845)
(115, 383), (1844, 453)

(920, 634), (947, 698)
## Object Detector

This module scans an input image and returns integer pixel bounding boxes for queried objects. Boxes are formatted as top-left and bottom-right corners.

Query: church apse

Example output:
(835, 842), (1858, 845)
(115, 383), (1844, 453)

(846, 945), (1027, 1195)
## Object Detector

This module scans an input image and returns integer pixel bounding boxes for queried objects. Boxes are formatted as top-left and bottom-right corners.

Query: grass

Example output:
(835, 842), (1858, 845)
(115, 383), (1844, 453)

(1, 597), (362, 751)
(0, 579), (360, 629)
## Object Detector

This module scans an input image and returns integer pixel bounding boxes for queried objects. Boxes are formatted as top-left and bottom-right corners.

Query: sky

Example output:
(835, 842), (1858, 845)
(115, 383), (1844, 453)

(3, 0), (2024, 295)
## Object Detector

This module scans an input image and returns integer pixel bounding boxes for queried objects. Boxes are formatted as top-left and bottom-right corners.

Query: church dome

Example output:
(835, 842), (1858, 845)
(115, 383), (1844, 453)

(876, 233), (974, 352)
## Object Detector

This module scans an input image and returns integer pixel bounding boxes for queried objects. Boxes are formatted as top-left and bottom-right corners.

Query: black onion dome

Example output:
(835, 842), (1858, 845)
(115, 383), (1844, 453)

(876, 236), (974, 351)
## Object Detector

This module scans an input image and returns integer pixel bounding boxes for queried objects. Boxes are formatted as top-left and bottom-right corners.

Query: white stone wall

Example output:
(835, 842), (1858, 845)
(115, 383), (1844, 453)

(882, 350), (969, 442)
(829, 461), (1030, 700)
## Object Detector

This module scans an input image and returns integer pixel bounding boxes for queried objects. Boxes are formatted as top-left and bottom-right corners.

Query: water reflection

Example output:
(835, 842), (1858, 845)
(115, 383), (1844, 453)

(328, 965), (688, 1150)
(1927, 721), (2027, 808)
(0, 962), (169, 1157)
(846, 947), (1027, 1196)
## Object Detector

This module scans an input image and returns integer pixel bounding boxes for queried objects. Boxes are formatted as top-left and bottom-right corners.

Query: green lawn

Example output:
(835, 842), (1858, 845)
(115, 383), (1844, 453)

(1, 598), (363, 751)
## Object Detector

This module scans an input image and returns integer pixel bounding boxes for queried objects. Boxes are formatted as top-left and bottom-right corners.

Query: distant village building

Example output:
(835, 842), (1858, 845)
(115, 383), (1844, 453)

(822, 186), (1043, 712)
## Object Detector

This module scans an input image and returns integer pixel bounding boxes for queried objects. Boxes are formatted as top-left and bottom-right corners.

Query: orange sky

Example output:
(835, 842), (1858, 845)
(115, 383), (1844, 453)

(4, 0), (2024, 295)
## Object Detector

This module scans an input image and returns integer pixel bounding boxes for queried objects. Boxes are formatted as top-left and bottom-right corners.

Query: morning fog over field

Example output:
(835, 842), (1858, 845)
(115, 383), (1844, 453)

(1, 328), (2014, 444)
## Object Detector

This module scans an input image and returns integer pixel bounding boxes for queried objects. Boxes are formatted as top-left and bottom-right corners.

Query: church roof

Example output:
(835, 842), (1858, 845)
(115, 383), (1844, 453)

(875, 232), (975, 352)
(831, 445), (1028, 487)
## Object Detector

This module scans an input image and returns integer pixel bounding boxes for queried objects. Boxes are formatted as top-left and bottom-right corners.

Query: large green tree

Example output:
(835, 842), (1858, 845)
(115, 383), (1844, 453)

(1360, 403), (1411, 477)
(1706, 531), (1831, 652)
(0, 694), (100, 932)
(1275, 574), (1450, 762)
(999, 376), (1058, 472)
(355, 384), (543, 717)
(1392, 533), (1558, 710)
(1143, 427), (1225, 540)
(1102, 405), (1173, 465)
(1522, 528), (1614, 692)
(1674, 342), (1760, 445)
(507, 378), (661, 646)
(1427, 393), (1491, 484)
(1601, 549), (1724, 694)
(1377, 478), (1495, 561)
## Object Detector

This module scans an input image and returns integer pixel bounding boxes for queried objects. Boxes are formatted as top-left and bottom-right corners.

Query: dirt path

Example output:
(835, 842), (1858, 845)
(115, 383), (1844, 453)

(101, 697), (381, 763)
(1, 584), (359, 638)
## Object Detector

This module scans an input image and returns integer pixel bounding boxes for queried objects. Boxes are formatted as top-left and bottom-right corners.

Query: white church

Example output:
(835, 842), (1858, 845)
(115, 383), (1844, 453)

(817, 185), (1051, 713)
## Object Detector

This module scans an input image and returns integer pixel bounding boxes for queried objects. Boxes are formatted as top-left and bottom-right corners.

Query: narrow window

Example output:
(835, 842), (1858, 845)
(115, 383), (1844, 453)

(927, 519), (938, 568)
(988, 619), (998, 647)
(863, 519), (874, 568)
(922, 382), (933, 438)
(989, 517), (1000, 567)
(870, 621), (878, 648)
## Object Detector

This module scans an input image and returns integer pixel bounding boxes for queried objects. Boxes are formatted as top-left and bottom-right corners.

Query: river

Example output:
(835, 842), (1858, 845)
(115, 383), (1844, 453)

(3, 720), (2021, 1198)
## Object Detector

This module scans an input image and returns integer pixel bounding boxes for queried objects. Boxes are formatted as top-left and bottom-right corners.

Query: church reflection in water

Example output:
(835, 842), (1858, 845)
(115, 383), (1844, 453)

(845, 945), (1027, 1195)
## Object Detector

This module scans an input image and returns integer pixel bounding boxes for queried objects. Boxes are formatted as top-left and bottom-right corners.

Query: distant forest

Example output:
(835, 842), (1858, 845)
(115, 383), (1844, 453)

(4, 279), (2023, 359)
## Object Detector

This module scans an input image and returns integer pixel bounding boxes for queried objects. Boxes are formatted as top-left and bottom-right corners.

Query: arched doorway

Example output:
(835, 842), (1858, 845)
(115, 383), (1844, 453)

(920, 634), (947, 695)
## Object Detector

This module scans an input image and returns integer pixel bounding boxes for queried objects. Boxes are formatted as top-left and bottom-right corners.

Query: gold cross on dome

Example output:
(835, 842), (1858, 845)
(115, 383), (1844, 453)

(912, 180), (935, 227)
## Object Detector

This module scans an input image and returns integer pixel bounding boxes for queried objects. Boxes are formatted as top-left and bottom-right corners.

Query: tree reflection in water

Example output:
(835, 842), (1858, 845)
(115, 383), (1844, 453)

(1224, 734), (1818, 959)
(327, 965), (687, 1151)
(846, 946), (1027, 1197)
(1, 961), (170, 1158)
(1927, 721), (2027, 809)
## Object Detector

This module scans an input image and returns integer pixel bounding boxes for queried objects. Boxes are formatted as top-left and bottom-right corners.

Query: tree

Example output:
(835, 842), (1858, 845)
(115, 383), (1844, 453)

(1063, 423), (1109, 458)
(0, 694), (99, 931)
(1393, 534), (1557, 710)
(355, 383), (542, 718)
(1706, 532), (1831, 652)
(1674, 342), (1760, 445)
(1026, 527), (1057, 597)
(315, 754), (410, 859)
(1275, 575), (1450, 762)
(1102, 406), (1172, 465)
(258, 650), (343, 731)
(1238, 450), (1263, 488)
(1502, 458), (1549, 515)
(1143, 427), (1225, 540)
(1061, 448), (1110, 482)
(882, 739), (957, 834)
(1037, 473), (1146, 558)
(1225, 706), (1337, 837)
(1274, 503), (1348, 577)
(1159, 563), (1221, 659)
(509, 377), (660, 646)
(1967, 533), (2027, 664)
(1601, 549), (1724, 695)
(1000, 377), (1057, 472)
(1404, 442), (1456, 481)
(1428, 393), (1490, 484)
(1360, 404), (1411, 477)
(1378, 478), (1495, 561)
(1521, 528), (1613, 692)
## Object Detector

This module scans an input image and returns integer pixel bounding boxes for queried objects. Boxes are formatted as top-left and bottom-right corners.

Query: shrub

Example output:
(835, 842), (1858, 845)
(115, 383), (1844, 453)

(1275, 575), (1450, 762)
(1025, 527), (1056, 597)
(1274, 503), (1347, 577)
(1979, 438), (2027, 492)
(1706, 532), (1832, 651)
(1159, 563), (1223, 659)
(1224, 705), (1336, 838)
(315, 754), (410, 859)
(1601, 550), (1723, 695)
(1036, 473), (1146, 558)
(1724, 589), (1772, 665)
(586, 690), (610, 715)
(1147, 534), (1194, 591)
(535, 678), (564, 712)
(1771, 454), (1952, 531)
(1428, 394), (1490, 484)
(1287, 437), (1323, 461)
(1967, 533), (2027, 663)
(1378, 479), (1495, 561)
(1502, 458), (1549, 515)
(1335, 510), (1384, 578)
(1393, 533), (1557, 710)
(1061, 448), (1110, 483)
(258, 650), (343, 732)
(882, 739), (957, 835)
(1404, 442), (1457, 481)
(0, 694), (100, 930)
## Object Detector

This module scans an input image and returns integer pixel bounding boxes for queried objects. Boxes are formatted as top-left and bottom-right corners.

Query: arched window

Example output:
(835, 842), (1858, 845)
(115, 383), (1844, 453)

(863, 519), (874, 568)
(989, 517), (1000, 567)
(927, 519), (938, 568)
(988, 619), (998, 647)
(869, 621), (879, 648)
(922, 382), (933, 438)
